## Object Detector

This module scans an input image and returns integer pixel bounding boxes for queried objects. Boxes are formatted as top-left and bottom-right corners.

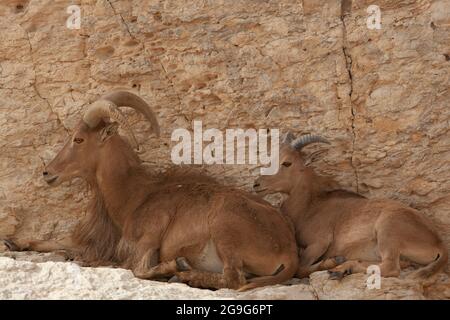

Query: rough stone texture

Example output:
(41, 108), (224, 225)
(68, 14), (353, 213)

(309, 268), (450, 300)
(1, 253), (449, 300)
(0, 254), (316, 300)
(0, 0), (449, 298)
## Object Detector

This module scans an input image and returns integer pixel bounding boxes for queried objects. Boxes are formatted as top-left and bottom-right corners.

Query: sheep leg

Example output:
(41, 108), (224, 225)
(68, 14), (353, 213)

(328, 260), (373, 279)
(328, 239), (405, 280)
(327, 257), (406, 280)
(378, 248), (401, 277)
(176, 266), (246, 290)
(4, 238), (72, 251)
(311, 255), (346, 272)
(176, 246), (246, 290)
(132, 252), (192, 280)
(400, 260), (413, 268)
(133, 255), (244, 287)
(374, 228), (402, 277)
(296, 242), (332, 278)
(133, 260), (179, 279)
(3, 238), (77, 259)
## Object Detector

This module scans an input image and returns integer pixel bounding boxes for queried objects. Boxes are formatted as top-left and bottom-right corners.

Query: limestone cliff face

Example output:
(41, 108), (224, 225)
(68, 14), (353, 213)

(0, 0), (449, 262)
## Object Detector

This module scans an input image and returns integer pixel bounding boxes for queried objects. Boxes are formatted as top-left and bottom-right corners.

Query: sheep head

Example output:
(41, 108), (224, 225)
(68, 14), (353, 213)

(42, 91), (160, 186)
(253, 133), (330, 196)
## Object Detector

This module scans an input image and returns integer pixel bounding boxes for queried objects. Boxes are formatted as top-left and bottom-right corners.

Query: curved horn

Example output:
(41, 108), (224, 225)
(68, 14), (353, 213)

(83, 100), (140, 150)
(291, 134), (330, 150)
(100, 91), (160, 136)
(83, 100), (110, 128)
(282, 132), (295, 144)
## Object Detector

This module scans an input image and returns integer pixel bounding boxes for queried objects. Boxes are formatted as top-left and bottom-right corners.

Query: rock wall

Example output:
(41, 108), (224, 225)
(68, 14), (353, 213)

(0, 0), (449, 265)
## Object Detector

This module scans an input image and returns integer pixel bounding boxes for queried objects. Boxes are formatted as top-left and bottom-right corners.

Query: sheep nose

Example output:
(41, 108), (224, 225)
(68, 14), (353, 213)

(43, 171), (49, 176)
(253, 182), (260, 188)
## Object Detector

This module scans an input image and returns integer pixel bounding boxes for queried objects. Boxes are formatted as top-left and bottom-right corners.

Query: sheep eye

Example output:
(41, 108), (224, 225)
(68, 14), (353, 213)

(73, 138), (84, 144)
(282, 162), (292, 167)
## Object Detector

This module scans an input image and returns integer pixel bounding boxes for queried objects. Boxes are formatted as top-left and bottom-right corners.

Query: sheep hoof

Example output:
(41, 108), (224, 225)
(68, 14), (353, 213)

(334, 256), (346, 264)
(168, 275), (181, 283)
(328, 270), (344, 280)
(3, 239), (20, 251)
(176, 257), (192, 271)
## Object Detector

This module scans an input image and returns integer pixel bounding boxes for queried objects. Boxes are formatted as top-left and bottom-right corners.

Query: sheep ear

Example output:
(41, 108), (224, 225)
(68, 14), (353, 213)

(100, 122), (119, 142)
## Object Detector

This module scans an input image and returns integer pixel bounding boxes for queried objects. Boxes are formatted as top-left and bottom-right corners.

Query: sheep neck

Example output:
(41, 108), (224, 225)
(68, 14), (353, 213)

(281, 168), (319, 221)
(91, 139), (150, 229)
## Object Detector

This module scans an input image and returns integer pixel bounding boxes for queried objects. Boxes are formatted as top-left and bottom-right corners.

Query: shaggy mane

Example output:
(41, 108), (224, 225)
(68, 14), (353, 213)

(71, 165), (220, 266)
(72, 189), (121, 265)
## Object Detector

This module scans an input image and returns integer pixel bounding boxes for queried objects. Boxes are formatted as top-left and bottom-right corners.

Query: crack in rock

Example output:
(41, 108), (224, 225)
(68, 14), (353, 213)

(22, 29), (70, 136)
(106, 0), (134, 39)
(340, 0), (359, 192)
(105, 0), (186, 123)
(309, 281), (320, 300)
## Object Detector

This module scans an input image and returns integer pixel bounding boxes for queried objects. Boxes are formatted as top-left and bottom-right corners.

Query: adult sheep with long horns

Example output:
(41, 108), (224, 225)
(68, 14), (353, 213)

(3, 91), (298, 291)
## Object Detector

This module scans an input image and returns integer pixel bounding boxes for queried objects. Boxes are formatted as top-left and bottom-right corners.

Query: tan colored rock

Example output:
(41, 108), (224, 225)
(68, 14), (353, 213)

(0, 256), (316, 300)
(310, 271), (450, 300)
(1, 254), (448, 300)
(311, 271), (425, 300)
(0, 0), (449, 298)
